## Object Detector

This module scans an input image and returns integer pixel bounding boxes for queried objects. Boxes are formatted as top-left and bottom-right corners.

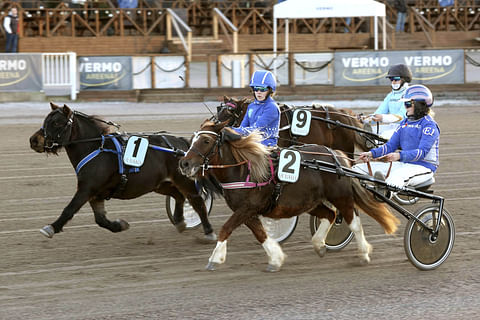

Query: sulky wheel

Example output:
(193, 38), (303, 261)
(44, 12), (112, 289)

(309, 210), (355, 251)
(404, 204), (455, 270)
(165, 189), (213, 229)
(260, 216), (298, 243)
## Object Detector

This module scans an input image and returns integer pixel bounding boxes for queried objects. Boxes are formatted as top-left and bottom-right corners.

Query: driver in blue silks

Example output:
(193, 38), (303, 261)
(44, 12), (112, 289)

(354, 84), (440, 190)
(232, 70), (280, 147)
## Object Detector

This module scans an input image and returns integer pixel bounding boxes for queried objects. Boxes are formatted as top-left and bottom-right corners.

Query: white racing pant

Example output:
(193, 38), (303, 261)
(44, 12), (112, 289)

(375, 123), (400, 141)
(352, 161), (434, 189)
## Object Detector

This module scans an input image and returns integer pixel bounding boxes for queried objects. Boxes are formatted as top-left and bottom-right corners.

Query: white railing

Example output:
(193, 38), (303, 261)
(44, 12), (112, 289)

(42, 52), (77, 100)
(166, 8), (192, 62)
(213, 8), (238, 53)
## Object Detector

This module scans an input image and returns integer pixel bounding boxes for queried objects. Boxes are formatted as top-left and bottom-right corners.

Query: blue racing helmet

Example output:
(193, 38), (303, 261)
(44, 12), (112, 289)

(402, 84), (434, 107)
(249, 70), (276, 92)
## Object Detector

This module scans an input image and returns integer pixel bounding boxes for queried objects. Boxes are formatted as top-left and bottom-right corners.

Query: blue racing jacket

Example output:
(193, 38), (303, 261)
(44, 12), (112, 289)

(370, 115), (440, 172)
(374, 84), (408, 119)
(233, 96), (280, 146)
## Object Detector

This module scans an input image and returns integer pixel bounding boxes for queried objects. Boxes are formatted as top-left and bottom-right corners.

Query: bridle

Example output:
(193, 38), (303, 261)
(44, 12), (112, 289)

(42, 109), (120, 151)
(188, 130), (223, 171)
(42, 109), (74, 150)
(216, 101), (243, 126)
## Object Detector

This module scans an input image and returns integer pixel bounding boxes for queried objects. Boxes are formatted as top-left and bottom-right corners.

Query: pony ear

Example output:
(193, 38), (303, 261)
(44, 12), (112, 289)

(213, 120), (230, 132)
(223, 95), (230, 103)
(50, 102), (60, 110)
(62, 104), (73, 117)
(222, 128), (242, 142)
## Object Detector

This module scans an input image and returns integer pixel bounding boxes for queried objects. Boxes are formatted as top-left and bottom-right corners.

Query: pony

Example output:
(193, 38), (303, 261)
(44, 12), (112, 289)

(216, 96), (375, 156)
(29, 102), (216, 241)
(179, 120), (400, 271)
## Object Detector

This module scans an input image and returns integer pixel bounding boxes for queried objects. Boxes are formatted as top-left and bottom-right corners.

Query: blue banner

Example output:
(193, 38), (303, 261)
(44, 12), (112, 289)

(79, 56), (132, 90)
(0, 54), (42, 91)
(334, 50), (464, 86)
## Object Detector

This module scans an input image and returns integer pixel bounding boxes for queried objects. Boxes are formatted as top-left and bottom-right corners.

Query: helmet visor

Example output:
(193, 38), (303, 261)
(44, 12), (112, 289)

(252, 86), (269, 92)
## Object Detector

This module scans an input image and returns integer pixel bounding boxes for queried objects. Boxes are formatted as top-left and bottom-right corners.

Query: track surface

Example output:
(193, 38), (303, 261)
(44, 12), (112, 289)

(1, 102), (479, 319)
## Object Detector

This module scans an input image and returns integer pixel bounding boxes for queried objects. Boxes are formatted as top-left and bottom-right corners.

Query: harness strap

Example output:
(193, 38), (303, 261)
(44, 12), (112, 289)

(220, 158), (276, 189)
(75, 135), (123, 175)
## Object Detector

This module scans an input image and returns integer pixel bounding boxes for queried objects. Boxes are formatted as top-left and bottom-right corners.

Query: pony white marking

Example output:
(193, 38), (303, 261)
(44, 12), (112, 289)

(311, 218), (332, 255)
(349, 214), (372, 263)
(209, 240), (227, 264)
(262, 237), (285, 268)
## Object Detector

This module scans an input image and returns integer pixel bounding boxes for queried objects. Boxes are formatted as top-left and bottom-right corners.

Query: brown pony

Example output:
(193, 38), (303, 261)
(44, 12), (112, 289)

(179, 120), (400, 272)
(217, 96), (375, 156)
(29, 103), (216, 241)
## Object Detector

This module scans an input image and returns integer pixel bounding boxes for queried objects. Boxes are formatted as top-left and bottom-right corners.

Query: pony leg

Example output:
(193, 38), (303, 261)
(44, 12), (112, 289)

(156, 184), (187, 232)
(206, 240), (227, 271)
(349, 214), (372, 264)
(90, 199), (130, 233)
(245, 216), (285, 272)
(309, 205), (335, 257)
(206, 209), (251, 271)
(186, 193), (216, 241)
(40, 190), (89, 238)
(172, 180), (216, 240)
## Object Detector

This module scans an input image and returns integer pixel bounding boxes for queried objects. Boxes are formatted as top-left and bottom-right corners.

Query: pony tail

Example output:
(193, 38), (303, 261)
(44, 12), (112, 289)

(352, 179), (400, 234)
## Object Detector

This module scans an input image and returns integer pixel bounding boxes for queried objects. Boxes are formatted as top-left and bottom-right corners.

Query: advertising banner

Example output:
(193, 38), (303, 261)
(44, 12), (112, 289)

(79, 56), (132, 90)
(0, 54), (42, 91)
(154, 56), (186, 88)
(334, 50), (464, 86)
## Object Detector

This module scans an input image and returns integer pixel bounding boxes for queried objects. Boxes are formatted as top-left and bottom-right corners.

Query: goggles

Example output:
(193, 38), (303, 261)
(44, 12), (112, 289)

(252, 86), (269, 92)
(404, 100), (414, 108)
(388, 76), (402, 81)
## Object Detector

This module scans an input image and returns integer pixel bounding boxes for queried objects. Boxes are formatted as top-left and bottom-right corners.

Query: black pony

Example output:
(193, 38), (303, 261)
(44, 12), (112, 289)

(29, 103), (216, 241)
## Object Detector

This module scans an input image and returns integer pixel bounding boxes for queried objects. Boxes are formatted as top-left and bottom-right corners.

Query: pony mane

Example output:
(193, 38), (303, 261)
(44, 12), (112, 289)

(224, 127), (271, 182)
(338, 108), (363, 127)
(84, 114), (116, 134)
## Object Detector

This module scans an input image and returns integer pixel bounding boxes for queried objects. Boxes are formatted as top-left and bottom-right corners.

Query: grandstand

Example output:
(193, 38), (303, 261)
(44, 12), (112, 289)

(1, 1), (478, 102)
(1, 1), (479, 57)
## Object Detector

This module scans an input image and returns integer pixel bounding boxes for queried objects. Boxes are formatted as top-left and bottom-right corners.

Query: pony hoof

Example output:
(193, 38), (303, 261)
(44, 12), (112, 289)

(266, 264), (281, 272)
(40, 225), (55, 238)
(175, 221), (187, 233)
(115, 219), (130, 231)
(204, 232), (217, 242)
(205, 261), (217, 271)
(359, 256), (371, 265)
(315, 246), (327, 257)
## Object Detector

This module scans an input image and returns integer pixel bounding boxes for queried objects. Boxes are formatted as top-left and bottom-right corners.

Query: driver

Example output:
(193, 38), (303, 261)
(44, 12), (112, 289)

(353, 84), (439, 190)
(362, 64), (413, 140)
(232, 70), (280, 147)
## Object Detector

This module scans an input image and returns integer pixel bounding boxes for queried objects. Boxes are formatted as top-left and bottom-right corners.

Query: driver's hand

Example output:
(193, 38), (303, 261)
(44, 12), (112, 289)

(381, 152), (400, 162)
(371, 114), (383, 122)
(358, 151), (372, 163)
